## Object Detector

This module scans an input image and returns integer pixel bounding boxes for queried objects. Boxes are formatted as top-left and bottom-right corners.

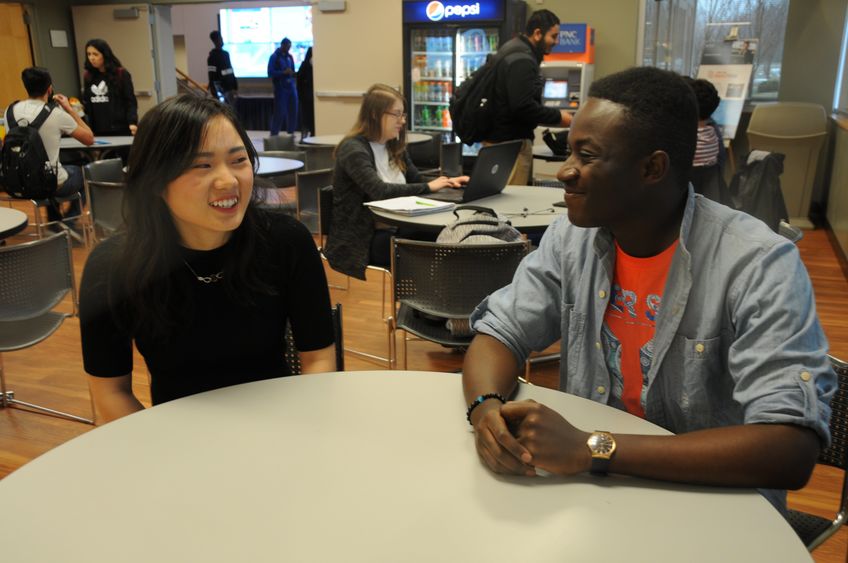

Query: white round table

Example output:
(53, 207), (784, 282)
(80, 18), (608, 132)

(60, 136), (135, 150)
(0, 207), (28, 239)
(301, 132), (433, 146)
(0, 372), (810, 562)
(60, 136), (135, 161)
(255, 156), (304, 177)
(369, 185), (568, 234)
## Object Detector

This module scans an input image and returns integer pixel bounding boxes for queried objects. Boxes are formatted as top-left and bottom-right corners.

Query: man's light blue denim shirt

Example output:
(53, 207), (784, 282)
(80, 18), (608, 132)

(472, 187), (835, 512)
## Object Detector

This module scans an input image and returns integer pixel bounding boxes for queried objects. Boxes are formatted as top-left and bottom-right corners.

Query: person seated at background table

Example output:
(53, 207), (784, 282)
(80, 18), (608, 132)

(685, 77), (725, 169)
(79, 95), (336, 424)
(82, 38), (138, 136)
(461, 66), (834, 515)
(5, 67), (93, 224)
(324, 84), (468, 278)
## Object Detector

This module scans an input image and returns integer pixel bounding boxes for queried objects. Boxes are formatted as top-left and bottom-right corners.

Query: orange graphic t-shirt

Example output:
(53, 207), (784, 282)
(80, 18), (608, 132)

(601, 240), (678, 418)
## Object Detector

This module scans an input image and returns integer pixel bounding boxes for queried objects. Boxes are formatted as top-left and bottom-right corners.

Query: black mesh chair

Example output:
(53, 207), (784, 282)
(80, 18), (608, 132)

(263, 134), (296, 151)
(83, 158), (126, 243)
(786, 354), (848, 551)
(0, 231), (93, 424)
(283, 304), (345, 374)
(295, 169), (333, 234)
(390, 237), (530, 369)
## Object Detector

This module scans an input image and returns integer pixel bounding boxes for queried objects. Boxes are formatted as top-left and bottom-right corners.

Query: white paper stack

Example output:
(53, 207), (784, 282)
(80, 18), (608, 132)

(364, 196), (455, 216)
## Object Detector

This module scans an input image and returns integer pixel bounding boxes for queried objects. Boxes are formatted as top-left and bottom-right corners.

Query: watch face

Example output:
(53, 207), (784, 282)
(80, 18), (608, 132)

(588, 432), (614, 455)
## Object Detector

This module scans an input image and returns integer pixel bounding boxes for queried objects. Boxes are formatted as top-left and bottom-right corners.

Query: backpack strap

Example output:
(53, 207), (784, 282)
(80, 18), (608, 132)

(28, 102), (56, 131)
(453, 205), (496, 219)
(5, 102), (18, 127)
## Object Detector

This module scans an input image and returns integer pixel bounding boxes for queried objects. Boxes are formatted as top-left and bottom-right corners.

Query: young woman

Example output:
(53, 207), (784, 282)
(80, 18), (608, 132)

(324, 84), (468, 279)
(82, 38), (139, 136)
(80, 95), (336, 424)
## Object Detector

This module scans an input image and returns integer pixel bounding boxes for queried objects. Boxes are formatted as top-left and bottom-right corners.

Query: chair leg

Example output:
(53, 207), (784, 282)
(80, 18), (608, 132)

(402, 327), (409, 370)
(0, 353), (94, 425)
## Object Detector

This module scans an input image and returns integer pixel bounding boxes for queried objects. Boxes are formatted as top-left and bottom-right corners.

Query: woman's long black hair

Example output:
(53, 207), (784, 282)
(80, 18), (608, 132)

(84, 39), (124, 82)
(113, 95), (270, 337)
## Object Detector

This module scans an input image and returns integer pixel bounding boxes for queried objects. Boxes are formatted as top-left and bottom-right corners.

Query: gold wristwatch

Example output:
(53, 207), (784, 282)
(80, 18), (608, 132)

(586, 431), (616, 476)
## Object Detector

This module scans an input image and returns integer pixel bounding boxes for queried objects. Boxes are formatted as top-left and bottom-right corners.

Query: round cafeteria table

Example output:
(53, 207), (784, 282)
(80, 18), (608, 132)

(0, 207), (28, 239)
(0, 371), (810, 563)
(60, 136), (135, 161)
(255, 156), (305, 177)
(301, 132), (433, 146)
(368, 185), (567, 234)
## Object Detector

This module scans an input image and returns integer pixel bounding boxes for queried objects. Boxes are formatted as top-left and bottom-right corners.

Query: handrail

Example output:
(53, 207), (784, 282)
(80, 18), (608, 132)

(175, 68), (209, 95)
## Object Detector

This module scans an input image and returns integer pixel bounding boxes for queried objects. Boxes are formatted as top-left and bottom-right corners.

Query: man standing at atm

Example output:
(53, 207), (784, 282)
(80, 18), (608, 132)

(485, 9), (572, 185)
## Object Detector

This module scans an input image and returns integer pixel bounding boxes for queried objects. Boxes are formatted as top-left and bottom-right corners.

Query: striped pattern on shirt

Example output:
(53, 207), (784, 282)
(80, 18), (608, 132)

(693, 125), (720, 167)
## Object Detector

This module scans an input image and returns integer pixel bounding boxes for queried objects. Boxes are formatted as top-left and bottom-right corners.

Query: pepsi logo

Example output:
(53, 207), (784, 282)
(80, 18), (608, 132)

(426, 1), (445, 21)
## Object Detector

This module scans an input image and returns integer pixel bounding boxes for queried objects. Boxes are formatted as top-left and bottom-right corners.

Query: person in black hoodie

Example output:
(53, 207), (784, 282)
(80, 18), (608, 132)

(82, 38), (138, 136)
(296, 47), (314, 137)
(207, 30), (238, 107)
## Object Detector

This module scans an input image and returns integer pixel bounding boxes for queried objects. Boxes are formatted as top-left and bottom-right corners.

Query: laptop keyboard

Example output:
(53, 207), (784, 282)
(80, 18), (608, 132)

(427, 188), (465, 203)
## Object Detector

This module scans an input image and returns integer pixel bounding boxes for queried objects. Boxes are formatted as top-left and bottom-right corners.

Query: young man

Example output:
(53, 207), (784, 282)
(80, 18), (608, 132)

(267, 37), (298, 136)
(485, 9), (572, 185)
(462, 66), (834, 515)
(6, 67), (94, 222)
(207, 30), (238, 107)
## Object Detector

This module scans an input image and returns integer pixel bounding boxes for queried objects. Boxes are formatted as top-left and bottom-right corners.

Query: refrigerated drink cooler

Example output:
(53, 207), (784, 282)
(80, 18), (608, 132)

(402, 0), (527, 141)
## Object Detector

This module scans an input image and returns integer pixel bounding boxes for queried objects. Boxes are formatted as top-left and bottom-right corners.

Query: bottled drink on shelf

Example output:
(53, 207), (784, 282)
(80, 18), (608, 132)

(421, 106), (431, 127)
(441, 107), (451, 128)
(435, 59), (443, 78)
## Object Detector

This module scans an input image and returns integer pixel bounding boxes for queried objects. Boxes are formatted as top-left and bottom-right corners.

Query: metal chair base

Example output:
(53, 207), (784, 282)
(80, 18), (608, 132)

(1, 390), (93, 425)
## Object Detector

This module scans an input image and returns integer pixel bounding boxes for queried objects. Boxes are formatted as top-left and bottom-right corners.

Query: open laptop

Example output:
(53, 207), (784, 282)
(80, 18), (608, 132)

(427, 140), (522, 203)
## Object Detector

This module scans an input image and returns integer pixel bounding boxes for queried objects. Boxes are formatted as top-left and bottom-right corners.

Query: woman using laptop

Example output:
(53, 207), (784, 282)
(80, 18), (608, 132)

(324, 84), (468, 279)
(79, 95), (336, 424)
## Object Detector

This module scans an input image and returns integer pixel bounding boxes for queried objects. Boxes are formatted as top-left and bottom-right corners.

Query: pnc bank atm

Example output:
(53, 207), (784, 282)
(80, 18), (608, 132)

(534, 24), (595, 178)
(539, 61), (594, 112)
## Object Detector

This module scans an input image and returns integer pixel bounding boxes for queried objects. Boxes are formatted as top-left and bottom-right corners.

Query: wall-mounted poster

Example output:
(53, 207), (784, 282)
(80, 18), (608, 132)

(697, 40), (755, 139)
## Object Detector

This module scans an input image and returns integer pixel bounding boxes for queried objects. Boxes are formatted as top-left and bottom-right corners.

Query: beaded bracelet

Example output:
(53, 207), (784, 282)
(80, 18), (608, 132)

(465, 393), (507, 425)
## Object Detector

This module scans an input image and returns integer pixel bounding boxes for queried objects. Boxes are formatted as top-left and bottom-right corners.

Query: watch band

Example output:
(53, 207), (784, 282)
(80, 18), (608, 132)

(590, 456), (612, 476)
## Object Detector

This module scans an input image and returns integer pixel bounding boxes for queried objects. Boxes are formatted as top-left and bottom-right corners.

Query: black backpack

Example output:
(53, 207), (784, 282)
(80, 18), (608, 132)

(0, 102), (58, 199)
(449, 46), (533, 145)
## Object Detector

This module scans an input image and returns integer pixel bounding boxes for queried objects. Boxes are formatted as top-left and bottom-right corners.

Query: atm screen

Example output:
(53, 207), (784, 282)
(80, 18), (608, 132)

(543, 80), (569, 100)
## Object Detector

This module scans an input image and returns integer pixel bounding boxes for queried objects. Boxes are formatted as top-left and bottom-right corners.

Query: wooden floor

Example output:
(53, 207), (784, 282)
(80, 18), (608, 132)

(1, 204), (846, 561)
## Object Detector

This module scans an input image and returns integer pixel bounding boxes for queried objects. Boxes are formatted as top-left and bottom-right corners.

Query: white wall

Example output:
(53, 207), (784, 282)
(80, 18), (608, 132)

(313, 0), (403, 135)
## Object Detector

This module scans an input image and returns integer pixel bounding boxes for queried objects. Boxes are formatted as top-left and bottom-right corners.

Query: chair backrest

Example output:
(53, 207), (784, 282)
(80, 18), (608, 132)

(258, 149), (307, 162)
(87, 180), (126, 237)
(0, 231), (75, 319)
(391, 238), (530, 319)
(408, 131), (442, 170)
(284, 303), (345, 375)
(295, 168), (332, 233)
(303, 145), (335, 171)
(317, 185), (334, 249)
(440, 142), (463, 176)
(746, 102), (827, 218)
(263, 134), (296, 151)
(83, 158), (125, 183)
(820, 355), (848, 470)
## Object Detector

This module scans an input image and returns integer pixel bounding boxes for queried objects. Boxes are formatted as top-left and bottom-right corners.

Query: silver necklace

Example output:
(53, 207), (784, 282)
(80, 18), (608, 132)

(183, 260), (224, 284)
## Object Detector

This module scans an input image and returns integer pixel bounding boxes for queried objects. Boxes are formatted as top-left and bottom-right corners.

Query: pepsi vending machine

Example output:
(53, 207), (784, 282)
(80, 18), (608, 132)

(402, 0), (526, 139)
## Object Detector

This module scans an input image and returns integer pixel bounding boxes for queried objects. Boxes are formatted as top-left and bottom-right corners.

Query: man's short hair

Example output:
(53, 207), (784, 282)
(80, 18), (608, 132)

(281, 37), (291, 46)
(21, 67), (52, 97)
(210, 30), (221, 43)
(525, 9), (560, 36)
(684, 77), (721, 120)
(589, 66), (697, 188)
